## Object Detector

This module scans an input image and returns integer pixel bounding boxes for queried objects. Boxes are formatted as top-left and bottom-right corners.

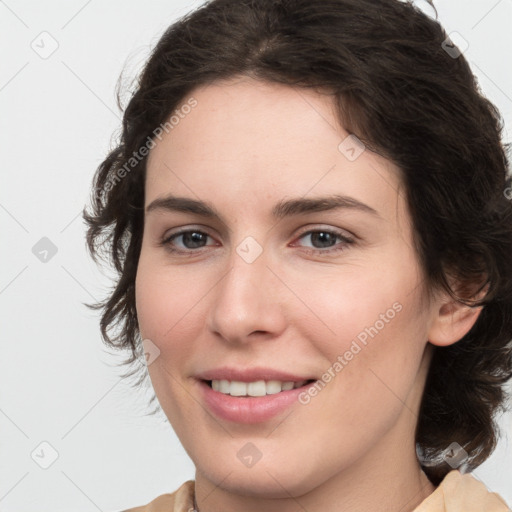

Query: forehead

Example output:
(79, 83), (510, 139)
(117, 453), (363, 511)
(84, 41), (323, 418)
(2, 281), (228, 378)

(145, 77), (404, 222)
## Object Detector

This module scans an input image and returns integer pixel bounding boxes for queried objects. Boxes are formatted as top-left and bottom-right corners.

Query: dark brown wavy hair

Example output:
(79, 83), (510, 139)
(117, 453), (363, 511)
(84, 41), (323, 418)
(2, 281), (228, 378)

(83, 0), (512, 485)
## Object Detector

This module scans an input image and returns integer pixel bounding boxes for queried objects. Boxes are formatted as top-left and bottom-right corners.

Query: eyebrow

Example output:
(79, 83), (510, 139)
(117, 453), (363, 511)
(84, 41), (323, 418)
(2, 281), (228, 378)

(145, 194), (381, 222)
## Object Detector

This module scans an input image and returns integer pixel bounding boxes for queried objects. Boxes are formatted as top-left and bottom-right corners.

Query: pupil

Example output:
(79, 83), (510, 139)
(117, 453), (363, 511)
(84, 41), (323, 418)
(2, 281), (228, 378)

(183, 232), (206, 248)
(312, 232), (336, 248)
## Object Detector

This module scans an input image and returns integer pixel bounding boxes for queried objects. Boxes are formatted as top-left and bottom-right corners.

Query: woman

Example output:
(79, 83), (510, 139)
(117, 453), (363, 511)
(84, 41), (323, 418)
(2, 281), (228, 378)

(83, 0), (512, 510)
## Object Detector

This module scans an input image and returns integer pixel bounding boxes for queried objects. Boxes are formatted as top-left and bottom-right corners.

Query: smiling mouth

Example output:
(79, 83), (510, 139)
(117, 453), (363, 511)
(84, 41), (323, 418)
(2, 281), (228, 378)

(204, 378), (316, 397)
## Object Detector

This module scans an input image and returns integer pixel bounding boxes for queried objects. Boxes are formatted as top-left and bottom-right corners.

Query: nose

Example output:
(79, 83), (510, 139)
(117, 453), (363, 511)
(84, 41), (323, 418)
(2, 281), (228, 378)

(206, 243), (288, 345)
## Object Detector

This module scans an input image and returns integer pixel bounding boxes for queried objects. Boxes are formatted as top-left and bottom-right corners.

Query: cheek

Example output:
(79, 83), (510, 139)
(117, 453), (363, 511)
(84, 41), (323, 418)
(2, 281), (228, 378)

(135, 259), (206, 422)
(292, 257), (429, 410)
(332, 290), (428, 418)
(286, 263), (411, 354)
(135, 257), (209, 343)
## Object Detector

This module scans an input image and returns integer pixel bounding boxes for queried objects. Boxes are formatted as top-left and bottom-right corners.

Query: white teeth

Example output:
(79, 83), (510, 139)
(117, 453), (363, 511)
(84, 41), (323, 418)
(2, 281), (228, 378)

(265, 380), (282, 395)
(281, 381), (294, 391)
(210, 379), (308, 396)
(230, 381), (247, 396)
(218, 379), (230, 393)
(247, 381), (266, 396)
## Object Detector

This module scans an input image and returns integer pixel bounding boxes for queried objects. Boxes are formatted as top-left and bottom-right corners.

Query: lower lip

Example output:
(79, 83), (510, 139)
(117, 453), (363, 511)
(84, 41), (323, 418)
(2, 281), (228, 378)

(198, 380), (316, 424)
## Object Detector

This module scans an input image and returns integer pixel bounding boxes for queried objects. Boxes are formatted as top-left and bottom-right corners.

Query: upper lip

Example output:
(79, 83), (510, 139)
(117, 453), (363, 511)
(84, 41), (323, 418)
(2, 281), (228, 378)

(195, 366), (317, 383)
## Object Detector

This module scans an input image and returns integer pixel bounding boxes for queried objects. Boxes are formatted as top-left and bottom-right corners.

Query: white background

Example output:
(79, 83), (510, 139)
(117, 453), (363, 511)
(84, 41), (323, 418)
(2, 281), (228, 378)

(1, 0), (511, 510)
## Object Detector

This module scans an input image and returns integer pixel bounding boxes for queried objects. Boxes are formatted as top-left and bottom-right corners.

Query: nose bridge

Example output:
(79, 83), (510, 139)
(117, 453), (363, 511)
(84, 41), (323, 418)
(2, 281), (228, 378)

(207, 236), (286, 342)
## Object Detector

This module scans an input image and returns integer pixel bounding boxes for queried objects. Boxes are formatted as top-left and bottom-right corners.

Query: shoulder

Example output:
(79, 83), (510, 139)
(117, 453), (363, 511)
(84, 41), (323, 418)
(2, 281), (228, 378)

(121, 480), (195, 512)
(414, 470), (510, 512)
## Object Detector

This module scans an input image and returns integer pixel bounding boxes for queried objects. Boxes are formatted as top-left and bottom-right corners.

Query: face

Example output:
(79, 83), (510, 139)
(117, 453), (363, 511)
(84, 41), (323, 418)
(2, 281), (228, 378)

(135, 76), (438, 498)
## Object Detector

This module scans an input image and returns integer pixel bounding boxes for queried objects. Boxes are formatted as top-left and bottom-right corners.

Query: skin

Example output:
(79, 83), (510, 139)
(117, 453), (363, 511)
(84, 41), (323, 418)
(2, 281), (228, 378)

(135, 76), (482, 512)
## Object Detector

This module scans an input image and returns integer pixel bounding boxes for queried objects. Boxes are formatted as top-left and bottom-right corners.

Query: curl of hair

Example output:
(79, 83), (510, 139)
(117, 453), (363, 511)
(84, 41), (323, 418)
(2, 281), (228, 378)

(83, 0), (512, 485)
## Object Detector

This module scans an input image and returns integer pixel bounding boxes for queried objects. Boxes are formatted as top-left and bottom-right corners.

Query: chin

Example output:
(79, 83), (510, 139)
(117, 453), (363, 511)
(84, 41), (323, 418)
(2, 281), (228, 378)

(194, 450), (330, 499)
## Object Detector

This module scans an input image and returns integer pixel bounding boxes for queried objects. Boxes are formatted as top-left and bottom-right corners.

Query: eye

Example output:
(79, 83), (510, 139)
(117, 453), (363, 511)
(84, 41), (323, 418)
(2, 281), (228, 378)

(159, 226), (355, 256)
(292, 228), (354, 255)
(160, 229), (217, 254)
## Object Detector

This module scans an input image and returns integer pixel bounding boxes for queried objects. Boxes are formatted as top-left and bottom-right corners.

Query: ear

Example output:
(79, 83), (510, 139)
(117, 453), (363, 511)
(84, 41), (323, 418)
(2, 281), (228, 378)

(428, 284), (487, 347)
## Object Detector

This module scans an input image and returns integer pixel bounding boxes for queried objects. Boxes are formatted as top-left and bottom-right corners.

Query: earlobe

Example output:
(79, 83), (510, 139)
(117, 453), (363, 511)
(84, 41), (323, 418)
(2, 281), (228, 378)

(428, 296), (484, 347)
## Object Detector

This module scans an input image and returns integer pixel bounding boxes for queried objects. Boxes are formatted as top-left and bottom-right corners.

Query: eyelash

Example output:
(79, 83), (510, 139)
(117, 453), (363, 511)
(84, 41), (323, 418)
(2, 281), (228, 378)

(159, 227), (355, 256)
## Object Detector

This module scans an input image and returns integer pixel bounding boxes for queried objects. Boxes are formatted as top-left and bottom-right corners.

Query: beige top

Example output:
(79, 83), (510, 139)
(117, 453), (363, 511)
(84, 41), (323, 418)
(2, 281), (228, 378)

(122, 469), (510, 512)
